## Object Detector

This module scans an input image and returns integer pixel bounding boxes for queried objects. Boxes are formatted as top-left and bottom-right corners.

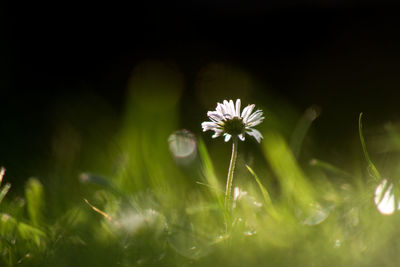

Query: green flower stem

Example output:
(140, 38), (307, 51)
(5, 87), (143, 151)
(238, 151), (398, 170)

(225, 136), (238, 212)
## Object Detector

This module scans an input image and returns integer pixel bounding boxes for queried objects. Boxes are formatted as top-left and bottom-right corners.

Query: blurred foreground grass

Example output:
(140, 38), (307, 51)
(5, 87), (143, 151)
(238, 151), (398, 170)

(2, 63), (400, 266)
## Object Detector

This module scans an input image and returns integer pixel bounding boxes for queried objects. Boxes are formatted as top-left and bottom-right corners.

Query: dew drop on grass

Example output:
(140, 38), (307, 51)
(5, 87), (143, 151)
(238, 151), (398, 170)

(253, 201), (263, 208)
(168, 129), (197, 164)
(299, 202), (331, 226)
(334, 239), (341, 248)
(244, 230), (257, 236)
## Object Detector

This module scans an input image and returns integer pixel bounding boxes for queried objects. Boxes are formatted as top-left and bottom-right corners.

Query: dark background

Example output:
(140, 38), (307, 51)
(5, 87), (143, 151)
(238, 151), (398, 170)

(3, 2), (400, 183)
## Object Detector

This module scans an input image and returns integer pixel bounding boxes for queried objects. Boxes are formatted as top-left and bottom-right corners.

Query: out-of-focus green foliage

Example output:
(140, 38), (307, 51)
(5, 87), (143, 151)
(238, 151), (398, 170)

(3, 66), (400, 266)
(25, 178), (44, 227)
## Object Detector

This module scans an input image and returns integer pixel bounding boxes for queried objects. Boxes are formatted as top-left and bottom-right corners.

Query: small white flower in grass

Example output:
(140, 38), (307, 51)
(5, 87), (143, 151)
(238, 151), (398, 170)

(201, 99), (264, 143)
(201, 99), (265, 226)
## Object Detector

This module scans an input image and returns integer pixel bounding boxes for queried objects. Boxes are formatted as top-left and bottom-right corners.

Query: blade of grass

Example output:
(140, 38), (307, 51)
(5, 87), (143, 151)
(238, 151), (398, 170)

(0, 213), (46, 248)
(359, 113), (381, 181)
(309, 158), (353, 179)
(25, 178), (44, 227)
(197, 139), (222, 201)
(198, 139), (230, 231)
(290, 106), (320, 158)
(84, 199), (115, 223)
(246, 165), (278, 219)
(0, 167), (11, 205)
(195, 181), (224, 193)
(0, 167), (5, 185)
(263, 131), (315, 207)
(0, 183), (11, 204)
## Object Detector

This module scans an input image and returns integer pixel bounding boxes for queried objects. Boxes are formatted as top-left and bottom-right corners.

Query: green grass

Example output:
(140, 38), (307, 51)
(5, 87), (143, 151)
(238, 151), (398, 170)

(2, 95), (400, 267)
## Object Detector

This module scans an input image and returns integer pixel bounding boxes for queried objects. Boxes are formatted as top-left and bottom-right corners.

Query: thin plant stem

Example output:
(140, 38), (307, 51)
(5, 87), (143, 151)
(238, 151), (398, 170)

(225, 136), (238, 212)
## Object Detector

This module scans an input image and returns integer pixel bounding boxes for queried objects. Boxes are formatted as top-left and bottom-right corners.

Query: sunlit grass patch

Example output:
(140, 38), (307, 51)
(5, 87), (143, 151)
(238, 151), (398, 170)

(3, 88), (400, 267)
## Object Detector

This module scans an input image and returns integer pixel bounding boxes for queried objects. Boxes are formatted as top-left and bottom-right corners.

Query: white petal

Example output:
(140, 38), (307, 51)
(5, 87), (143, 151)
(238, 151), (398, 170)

(223, 100), (231, 116)
(235, 99), (241, 117)
(202, 121), (218, 131)
(225, 113), (233, 120)
(212, 129), (223, 138)
(246, 116), (264, 127)
(246, 110), (263, 124)
(221, 100), (232, 118)
(223, 100), (230, 112)
(224, 134), (232, 142)
(216, 103), (226, 118)
(246, 128), (263, 143)
(207, 111), (224, 122)
(241, 104), (255, 122)
(238, 134), (245, 141)
(229, 100), (235, 117)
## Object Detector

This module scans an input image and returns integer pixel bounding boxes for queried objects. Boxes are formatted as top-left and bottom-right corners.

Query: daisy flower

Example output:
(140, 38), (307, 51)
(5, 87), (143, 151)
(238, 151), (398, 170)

(202, 99), (264, 143)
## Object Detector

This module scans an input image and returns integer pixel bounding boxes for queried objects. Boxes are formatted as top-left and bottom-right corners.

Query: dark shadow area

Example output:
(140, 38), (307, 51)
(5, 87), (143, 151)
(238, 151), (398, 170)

(3, 2), (400, 184)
